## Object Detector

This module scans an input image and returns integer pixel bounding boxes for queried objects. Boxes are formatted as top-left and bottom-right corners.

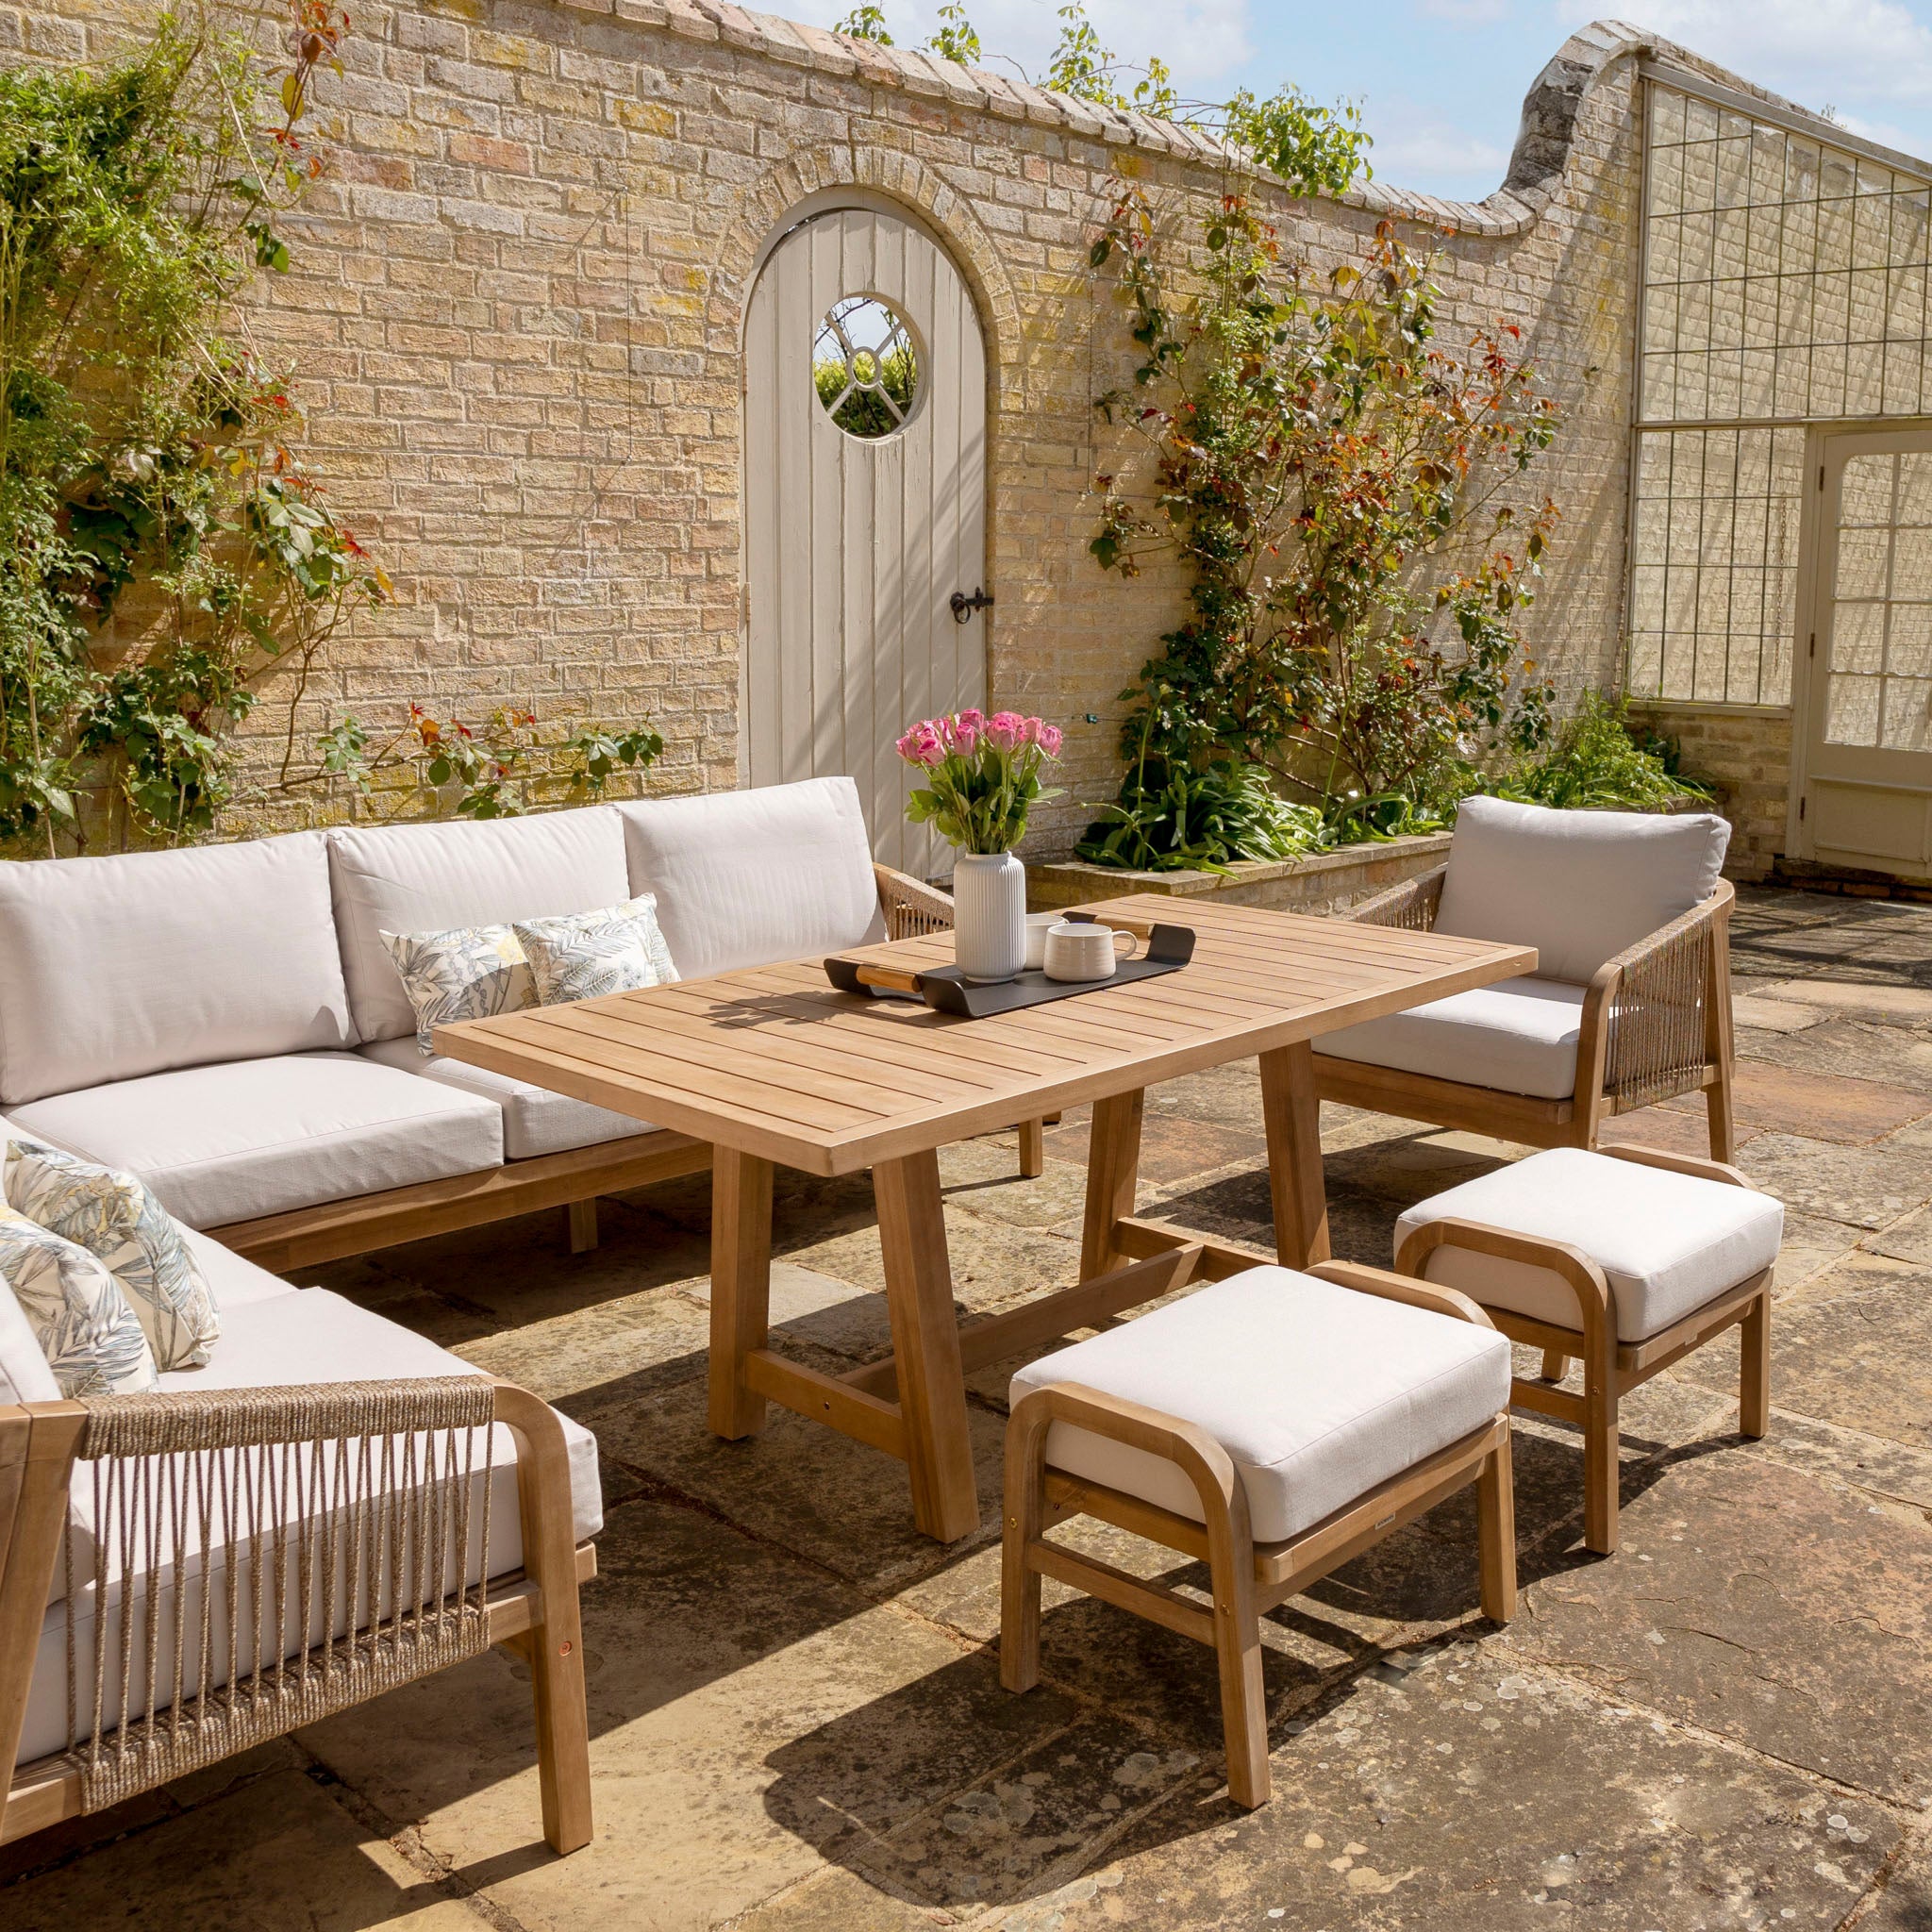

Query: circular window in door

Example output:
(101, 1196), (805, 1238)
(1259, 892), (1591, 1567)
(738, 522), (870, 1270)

(812, 294), (920, 440)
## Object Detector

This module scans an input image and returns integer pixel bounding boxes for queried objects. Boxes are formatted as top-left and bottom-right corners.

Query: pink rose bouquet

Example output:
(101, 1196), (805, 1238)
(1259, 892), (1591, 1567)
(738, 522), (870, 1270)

(895, 709), (1064, 853)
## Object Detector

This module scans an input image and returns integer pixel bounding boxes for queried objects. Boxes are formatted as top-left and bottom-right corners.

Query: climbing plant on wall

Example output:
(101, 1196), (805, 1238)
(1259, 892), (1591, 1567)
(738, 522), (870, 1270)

(1083, 190), (1561, 850)
(0, 5), (396, 853)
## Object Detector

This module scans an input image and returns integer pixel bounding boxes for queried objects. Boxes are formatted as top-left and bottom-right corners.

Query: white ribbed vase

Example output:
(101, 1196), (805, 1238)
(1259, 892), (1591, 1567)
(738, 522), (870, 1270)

(951, 850), (1026, 983)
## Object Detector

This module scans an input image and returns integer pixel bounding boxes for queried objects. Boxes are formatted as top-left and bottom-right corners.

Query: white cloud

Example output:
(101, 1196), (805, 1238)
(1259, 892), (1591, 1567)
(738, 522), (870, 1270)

(776, 0), (1253, 99)
(1371, 115), (1510, 183)
(1567, 0), (1932, 110)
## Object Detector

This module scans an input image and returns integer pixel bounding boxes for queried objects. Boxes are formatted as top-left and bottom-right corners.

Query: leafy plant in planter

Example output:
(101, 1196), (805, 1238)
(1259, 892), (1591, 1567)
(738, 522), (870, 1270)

(1493, 691), (1708, 811)
(0, 7), (394, 853)
(1084, 190), (1561, 860)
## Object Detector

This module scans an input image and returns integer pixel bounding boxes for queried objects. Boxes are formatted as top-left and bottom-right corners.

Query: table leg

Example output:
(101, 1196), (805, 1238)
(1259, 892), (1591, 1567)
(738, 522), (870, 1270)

(1259, 1042), (1330, 1269)
(874, 1149), (980, 1542)
(708, 1146), (774, 1440)
(1081, 1089), (1145, 1280)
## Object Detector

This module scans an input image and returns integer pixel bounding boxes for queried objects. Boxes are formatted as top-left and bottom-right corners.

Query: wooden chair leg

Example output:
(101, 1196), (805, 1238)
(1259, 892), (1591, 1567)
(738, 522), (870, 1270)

(1582, 1378), (1622, 1557)
(1706, 1070), (1736, 1164)
(567, 1199), (599, 1254)
(1740, 1290), (1771, 1439)
(1000, 1409), (1047, 1693)
(1018, 1118), (1045, 1179)
(1540, 1348), (1569, 1382)
(1476, 1430), (1517, 1624)
(1211, 1545), (1269, 1809)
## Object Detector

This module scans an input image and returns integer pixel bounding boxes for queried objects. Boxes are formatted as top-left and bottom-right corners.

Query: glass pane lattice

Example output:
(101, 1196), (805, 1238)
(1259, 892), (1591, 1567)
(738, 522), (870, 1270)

(1630, 85), (1932, 708)
(1825, 451), (1932, 747)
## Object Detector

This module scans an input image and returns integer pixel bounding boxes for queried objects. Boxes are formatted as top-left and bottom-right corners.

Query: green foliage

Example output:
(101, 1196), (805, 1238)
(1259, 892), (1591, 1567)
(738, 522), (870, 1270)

(0, 5), (391, 853)
(834, 4), (892, 43)
(1075, 752), (1319, 872)
(813, 345), (918, 438)
(309, 705), (664, 822)
(924, 3), (980, 65)
(1086, 191), (1560, 860)
(1493, 691), (1707, 811)
(828, 3), (1368, 201)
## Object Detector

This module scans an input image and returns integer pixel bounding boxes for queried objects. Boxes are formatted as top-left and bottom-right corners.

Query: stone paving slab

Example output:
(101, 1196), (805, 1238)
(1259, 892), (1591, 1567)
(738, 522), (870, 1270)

(1658, 1064), (1932, 1144)
(1007, 1653), (1900, 1931)
(1501, 1455), (1932, 1806)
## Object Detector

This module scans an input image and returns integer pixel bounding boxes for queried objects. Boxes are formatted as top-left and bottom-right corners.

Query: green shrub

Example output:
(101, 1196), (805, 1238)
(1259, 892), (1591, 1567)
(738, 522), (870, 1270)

(1074, 757), (1320, 872)
(1493, 693), (1707, 812)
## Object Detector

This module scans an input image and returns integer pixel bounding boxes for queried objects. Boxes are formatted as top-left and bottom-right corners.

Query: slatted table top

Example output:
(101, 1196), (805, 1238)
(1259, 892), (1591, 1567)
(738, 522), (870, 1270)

(437, 894), (1537, 1177)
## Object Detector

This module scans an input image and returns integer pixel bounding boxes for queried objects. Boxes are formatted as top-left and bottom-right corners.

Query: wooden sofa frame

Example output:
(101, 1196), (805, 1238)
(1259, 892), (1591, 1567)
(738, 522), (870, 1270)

(1313, 866), (1738, 1161)
(1001, 1255), (1515, 1809)
(0, 1376), (595, 1856)
(1394, 1142), (1772, 1557)
(208, 864), (1049, 1274)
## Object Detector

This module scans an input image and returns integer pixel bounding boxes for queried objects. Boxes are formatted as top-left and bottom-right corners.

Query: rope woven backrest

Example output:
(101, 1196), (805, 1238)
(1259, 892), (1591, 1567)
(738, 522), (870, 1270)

(1603, 914), (1713, 1112)
(884, 900), (953, 941)
(60, 1376), (495, 1812)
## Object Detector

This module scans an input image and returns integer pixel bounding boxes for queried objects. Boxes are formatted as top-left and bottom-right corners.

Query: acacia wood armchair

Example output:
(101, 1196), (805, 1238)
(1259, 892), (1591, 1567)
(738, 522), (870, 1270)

(1317, 859), (1738, 1159)
(0, 1375), (594, 1855)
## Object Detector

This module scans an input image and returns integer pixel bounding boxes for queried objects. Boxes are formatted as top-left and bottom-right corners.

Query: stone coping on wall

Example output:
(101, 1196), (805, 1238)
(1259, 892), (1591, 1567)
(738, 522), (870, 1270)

(548, 2), (1872, 241)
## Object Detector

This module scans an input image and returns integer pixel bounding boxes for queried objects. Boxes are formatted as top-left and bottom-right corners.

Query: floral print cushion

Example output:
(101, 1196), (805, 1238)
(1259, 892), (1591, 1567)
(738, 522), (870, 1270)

(4, 1139), (220, 1371)
(380, 922), (536, 1054)
(512, 895), (680, 1008)
(0, 1205), (158, 1397)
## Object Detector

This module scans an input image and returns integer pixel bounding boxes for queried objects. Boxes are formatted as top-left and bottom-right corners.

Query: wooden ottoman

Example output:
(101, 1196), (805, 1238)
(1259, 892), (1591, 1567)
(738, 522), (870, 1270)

(1395, 1144), (1782, 1557)
(1000, 1261), (1516, 1808)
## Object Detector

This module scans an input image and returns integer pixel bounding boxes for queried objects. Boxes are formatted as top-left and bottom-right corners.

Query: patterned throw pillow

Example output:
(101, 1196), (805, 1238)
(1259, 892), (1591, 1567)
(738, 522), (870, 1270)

(381, 922), (536, 1054)
(4, 1139), (220, 1371)
(512, 895), (679, 1007)
(0, 1207), (158, 1397)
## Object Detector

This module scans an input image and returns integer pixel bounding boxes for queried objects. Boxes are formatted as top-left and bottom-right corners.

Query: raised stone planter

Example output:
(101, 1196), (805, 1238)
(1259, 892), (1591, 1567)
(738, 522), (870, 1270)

(1028, 831), (1453, 917)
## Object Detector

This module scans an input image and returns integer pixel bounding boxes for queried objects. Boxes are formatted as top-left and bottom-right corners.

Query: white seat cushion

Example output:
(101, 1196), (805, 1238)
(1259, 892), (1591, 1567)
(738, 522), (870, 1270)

(1009, 1267), (1509, 1544)
(14, 1289), (602, 1770)
(177, 1225), (304, 1307)
(0, 832), (352, 1107)
(327, 809), (632, 1044)
(1316, 975), (1587, 1100)
(1394, 1147), (1783, 1343)
(617, 776), (887, 978)
(358, 1037), (654, 1160)
(9, 1053), (503, 1230)
(1434, 795), (1729, 985)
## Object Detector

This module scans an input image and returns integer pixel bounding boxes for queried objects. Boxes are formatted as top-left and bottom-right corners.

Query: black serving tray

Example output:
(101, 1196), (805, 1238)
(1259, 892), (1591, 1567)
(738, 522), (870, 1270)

(824, 919), (1196, 1018)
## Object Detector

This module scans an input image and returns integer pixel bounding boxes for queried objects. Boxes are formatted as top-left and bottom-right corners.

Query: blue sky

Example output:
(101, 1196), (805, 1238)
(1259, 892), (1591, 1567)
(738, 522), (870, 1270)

(777, 0), (1932, 201)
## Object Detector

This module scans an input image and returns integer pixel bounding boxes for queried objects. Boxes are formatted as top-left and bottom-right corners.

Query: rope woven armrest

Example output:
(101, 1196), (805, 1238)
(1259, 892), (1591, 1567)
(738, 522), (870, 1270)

(874, 862), (955, 939)
(37, 1376), (514, 1815)
(1594, 885), (1730, 1113)
(1343, 864), (1446, 930)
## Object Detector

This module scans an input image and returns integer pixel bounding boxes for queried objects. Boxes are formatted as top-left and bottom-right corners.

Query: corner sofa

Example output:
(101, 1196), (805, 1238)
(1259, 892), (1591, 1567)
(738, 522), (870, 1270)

(0, 776), (958, 1273)
(0, 1128), (604, 1854)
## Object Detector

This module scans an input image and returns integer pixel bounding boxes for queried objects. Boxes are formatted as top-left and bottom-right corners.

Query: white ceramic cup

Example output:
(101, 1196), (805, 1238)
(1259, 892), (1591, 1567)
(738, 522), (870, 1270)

(1022, 911), (1061, 972)
(1041, 919), (1140, 983)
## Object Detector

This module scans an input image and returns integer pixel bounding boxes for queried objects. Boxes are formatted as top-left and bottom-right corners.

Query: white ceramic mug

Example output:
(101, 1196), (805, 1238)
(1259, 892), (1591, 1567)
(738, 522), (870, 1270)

(1022, 911), (1062, 972)
(1041, 919), (1140, 983)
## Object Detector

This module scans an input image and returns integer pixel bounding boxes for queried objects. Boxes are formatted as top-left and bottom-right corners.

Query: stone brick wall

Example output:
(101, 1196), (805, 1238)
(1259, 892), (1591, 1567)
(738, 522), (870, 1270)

(8, 4), (1796, 858)
(1627, 701), (1791, 880)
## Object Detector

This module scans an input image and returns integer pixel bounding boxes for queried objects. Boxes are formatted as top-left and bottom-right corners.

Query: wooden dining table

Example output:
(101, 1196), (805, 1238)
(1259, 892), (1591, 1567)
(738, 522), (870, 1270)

(437, 894), (1536, 1543)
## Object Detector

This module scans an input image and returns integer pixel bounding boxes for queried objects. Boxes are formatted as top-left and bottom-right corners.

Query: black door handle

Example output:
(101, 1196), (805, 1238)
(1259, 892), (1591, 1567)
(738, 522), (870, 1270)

(949, 587), (994, 624)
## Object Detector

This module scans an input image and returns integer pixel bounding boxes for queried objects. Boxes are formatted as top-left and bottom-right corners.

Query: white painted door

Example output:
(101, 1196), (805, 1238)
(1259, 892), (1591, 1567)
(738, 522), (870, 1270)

(742, 206), (988, 877)
(1800, 427), (1932, 872)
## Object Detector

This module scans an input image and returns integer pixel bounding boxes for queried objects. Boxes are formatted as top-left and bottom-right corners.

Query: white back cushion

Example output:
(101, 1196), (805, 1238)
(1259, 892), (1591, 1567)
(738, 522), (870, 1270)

(617, 777), (887, 979)
(326, 809), (631, 1042)
(0, 834), (351, 1106)
(1434, 795), (1730, 986)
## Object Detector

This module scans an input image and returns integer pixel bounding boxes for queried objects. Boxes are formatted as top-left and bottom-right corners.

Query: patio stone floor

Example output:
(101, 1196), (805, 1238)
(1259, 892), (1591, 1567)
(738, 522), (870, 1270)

(8, 883), (1932, 1929)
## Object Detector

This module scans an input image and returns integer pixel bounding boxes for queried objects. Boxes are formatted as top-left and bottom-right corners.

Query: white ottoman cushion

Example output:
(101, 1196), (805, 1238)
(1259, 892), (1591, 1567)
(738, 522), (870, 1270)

(1316, 975), (1587, 1100)
(1009, 1267), (1509, 1544)
(1394, 1147), (1783, 1343)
